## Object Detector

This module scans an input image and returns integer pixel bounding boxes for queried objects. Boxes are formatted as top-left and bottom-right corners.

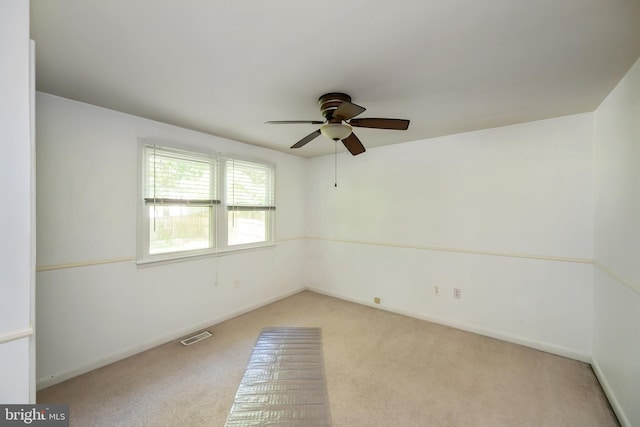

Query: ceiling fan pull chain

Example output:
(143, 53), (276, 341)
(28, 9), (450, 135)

(334, 140), (338, 188)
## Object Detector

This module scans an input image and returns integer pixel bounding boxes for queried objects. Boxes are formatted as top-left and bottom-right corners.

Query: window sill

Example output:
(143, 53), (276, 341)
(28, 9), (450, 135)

(136, 242), (277, 268)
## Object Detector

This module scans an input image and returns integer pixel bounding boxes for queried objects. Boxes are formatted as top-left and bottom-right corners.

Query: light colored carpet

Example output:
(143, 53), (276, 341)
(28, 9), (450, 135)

(37, 291), (618, 426)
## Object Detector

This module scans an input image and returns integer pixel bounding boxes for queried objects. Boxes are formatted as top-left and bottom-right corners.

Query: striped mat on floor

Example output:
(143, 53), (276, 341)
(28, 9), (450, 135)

(225, 327), (332, 427)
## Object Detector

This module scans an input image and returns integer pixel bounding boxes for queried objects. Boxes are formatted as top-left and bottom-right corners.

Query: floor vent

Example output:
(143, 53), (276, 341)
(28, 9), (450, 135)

(180, 331), (212, 346)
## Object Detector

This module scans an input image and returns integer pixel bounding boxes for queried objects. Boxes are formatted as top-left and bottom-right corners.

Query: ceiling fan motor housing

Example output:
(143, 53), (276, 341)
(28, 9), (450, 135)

(319, 92), (352, 121)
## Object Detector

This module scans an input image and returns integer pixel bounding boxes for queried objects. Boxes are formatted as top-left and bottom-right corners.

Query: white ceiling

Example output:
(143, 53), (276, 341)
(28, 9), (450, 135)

(30, 0), (640, 157)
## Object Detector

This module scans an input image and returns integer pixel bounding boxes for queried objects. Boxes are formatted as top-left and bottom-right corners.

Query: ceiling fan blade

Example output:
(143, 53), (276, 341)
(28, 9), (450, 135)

(342, 133), (366, 156)
(332, 101), (366, 120)
(349, 118), (410, 130)
(291, 129), (321, 149)
(266, 120), (324, 124)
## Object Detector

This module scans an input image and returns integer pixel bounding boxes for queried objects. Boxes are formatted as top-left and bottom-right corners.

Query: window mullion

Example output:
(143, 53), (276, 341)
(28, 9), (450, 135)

(211, 158), (218, 251)
(216, 157), (228, 251)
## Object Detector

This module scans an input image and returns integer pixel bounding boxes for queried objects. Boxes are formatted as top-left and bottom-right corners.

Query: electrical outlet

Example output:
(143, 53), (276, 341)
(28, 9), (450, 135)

(374, 297), (381, 304)
(434, 286), (440, 296)
(453, 288), (461, 299)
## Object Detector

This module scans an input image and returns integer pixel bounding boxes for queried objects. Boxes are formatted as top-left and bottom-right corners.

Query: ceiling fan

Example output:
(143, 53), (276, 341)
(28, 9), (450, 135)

(267, 92), (410, 155)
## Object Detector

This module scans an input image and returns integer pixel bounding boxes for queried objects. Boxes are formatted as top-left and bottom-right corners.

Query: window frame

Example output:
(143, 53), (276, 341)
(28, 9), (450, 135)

(137, 139), (276, 265)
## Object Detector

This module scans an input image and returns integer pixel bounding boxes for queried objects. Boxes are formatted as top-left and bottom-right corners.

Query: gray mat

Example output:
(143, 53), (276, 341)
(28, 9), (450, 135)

(225, 327), (332, 426)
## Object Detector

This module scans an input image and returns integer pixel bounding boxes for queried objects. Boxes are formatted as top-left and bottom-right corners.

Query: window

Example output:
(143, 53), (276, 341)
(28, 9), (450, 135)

(138, 142), (275, 263)
(226, 159), (275, 247)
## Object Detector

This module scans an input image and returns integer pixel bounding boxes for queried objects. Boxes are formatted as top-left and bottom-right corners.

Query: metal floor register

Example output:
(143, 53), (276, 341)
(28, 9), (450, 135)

(225, 327), (332, 426)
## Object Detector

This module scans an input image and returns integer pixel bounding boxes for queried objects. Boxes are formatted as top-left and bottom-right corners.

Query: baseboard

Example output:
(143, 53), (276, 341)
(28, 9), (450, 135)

(36, 287), (305, 391)
(306, 287), (591, 363)
(591, 357), (629, 427)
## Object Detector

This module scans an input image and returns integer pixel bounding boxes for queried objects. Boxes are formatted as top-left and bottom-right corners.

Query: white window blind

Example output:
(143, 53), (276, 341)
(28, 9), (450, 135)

(226, 159), (275, 211)
(145, 146), (218, 205)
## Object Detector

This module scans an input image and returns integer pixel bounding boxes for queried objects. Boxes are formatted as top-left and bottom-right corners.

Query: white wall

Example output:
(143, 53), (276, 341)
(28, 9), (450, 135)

(593, 56), (640, 427)
(35, 93), (307, 388)
(0, 1), (35, 403)
(306, 113), (594, 360)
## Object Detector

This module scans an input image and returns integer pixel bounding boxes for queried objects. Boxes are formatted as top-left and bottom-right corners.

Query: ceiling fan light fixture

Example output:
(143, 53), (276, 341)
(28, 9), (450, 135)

(320, 123), (352, 141)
